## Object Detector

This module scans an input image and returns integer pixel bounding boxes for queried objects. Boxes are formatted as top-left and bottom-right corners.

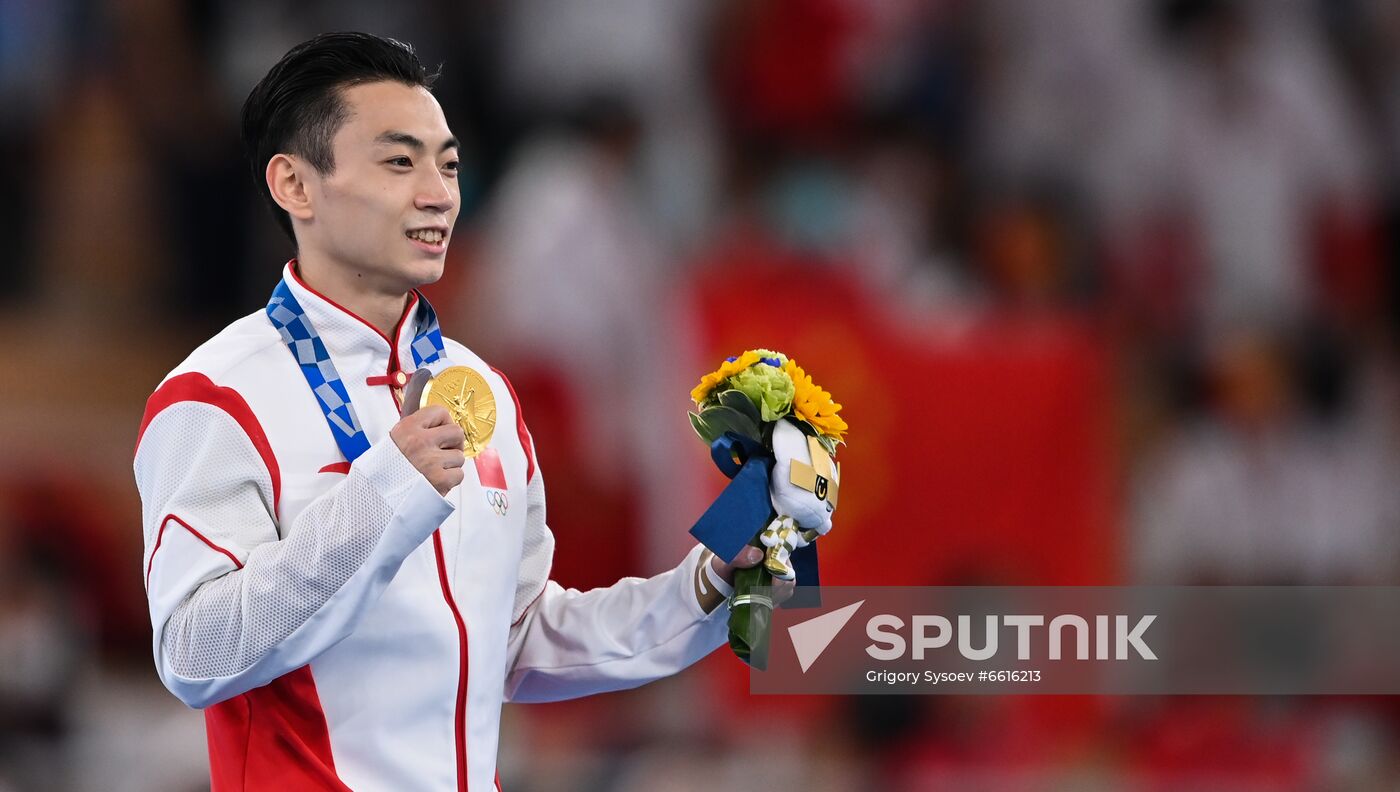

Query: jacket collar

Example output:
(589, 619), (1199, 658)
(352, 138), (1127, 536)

(281, 260), (421, 376)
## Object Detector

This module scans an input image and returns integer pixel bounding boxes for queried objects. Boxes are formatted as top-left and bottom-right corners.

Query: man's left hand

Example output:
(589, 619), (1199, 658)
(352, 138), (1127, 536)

(696, 546), (796, 613)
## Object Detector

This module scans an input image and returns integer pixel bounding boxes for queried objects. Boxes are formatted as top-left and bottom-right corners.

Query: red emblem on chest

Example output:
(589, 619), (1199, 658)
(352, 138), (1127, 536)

(474, 448), (509, 515)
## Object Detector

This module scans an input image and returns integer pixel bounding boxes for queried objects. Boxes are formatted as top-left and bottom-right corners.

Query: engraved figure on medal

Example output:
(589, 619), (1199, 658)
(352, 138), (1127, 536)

(418, 366), (497, 457)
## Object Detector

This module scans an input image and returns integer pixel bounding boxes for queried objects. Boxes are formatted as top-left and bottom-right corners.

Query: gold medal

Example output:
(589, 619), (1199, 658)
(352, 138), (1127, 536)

(419, 366), (497, 458)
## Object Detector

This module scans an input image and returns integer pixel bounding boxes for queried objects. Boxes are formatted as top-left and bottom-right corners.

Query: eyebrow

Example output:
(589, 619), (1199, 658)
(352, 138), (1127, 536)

(374, 131), (460, 154)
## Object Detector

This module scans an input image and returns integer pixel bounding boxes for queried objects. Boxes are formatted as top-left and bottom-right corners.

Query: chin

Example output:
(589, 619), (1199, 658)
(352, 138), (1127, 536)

(402, 258), (446, 288)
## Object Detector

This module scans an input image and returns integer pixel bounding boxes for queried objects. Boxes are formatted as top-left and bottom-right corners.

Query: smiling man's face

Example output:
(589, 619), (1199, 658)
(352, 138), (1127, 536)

(298, 80), (460, 295)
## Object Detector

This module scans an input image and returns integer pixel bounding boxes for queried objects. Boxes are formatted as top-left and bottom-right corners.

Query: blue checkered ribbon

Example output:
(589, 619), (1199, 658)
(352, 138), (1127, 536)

(265, 279), (447, 463)
(407, 299), (446, 369)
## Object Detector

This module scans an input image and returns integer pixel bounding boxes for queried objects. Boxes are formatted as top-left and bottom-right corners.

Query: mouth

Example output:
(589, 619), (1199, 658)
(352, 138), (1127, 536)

(405, 227), (449, 253)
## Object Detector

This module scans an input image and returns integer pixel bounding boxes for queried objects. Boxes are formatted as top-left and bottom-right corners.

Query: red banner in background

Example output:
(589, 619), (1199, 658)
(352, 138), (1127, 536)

(686, 260), (1118, 589)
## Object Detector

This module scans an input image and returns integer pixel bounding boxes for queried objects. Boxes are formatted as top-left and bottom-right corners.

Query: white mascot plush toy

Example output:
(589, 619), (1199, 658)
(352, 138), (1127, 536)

(762, 418), (840, 580)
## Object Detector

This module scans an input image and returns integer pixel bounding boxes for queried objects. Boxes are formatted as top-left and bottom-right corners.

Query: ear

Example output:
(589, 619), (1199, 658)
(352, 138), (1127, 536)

(265, 154), (315, 223)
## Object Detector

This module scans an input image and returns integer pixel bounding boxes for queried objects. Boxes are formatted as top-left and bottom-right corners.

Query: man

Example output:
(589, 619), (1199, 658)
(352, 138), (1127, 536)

(133, 32), (771, 790)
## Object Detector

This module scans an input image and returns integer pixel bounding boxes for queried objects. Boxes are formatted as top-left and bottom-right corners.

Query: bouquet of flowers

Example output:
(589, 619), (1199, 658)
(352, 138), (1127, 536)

(687, 349), (846, 667)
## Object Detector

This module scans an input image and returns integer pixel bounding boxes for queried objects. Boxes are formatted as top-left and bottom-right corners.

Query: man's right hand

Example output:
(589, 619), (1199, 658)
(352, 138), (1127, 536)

(390, 406), (466, 496)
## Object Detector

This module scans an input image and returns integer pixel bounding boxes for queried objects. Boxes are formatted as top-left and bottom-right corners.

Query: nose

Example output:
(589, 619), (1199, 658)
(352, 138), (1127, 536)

(415, 167), (457, 214)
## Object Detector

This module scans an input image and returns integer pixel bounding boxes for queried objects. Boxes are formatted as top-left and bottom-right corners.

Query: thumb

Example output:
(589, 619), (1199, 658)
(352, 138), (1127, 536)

(731, 546), (764, 568)
(709, 545), (765, 586)
(401, 369), (432, 416)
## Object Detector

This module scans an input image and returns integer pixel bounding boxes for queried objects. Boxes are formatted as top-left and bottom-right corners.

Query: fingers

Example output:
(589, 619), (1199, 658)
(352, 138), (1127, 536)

(772, 577), (796, 605)
(426, 452), (465, 494)
(427, 423), (466, 451)
(709, 544), (801, 606)
(389, 405), (469, 496)
(411, 408), (466, 449)
(417, 405), (453, 427)
(440, 466), (465, 493)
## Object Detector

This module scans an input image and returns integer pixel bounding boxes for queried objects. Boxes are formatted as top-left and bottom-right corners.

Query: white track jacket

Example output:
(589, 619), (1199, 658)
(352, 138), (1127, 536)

(133, 263), (731, 790)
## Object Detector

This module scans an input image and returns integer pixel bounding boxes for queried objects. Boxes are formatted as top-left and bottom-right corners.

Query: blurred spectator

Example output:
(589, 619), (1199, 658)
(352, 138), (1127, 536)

(1159, 0), (1377, 331)
(847, 120), (981, 313)
(499, 0), (720, 246)
(1131, 325), (1400, 583)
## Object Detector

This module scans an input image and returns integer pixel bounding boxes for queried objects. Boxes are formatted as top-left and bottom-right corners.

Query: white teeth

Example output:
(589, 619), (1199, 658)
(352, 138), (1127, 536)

(408, 229), (444, 244)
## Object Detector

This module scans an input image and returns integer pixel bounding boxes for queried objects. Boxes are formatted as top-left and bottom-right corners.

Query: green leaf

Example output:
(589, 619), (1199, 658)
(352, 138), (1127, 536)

(717, 388), (763, 425)
(698, 404), (762, 443)
(688, 411), (718, 444)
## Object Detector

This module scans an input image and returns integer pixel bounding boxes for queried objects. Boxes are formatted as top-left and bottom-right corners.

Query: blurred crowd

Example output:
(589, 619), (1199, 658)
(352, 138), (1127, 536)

(3, 0), (1400, 789)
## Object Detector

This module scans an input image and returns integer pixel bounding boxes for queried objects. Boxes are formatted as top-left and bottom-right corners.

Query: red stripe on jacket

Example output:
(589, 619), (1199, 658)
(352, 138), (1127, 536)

(145, 514), (243, 589)
(137, 372), (282, 513)
(489, 367), (535, 483)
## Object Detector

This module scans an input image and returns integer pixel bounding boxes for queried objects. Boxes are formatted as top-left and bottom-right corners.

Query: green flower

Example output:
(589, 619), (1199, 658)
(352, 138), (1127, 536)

(728, 364), (794, 422)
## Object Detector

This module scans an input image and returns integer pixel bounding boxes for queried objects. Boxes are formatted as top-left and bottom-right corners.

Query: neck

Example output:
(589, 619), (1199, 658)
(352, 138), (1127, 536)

(293, 254), (411, 340)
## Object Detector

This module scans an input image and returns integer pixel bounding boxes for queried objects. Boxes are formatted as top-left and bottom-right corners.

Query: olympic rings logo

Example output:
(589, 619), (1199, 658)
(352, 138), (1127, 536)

(486, 490), (509, 516)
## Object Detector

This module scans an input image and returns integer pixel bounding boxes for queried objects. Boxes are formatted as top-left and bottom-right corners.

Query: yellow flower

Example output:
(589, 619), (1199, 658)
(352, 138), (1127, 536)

(782, 359), (847, 443)
(691, 350), (762, 406)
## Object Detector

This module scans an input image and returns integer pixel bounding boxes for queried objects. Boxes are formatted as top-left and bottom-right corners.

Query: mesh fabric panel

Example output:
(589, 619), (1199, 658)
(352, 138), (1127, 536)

(161, 467), (396, 679)
(512, 472), (554, 625)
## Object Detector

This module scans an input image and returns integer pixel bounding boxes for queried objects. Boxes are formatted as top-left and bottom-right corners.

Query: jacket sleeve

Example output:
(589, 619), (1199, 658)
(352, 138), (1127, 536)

(502, 468), (730, 703)
(135, 397), (454, 709)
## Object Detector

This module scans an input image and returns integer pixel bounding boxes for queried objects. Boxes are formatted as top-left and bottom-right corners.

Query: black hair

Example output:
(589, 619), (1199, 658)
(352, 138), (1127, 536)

(241, 32), (439, 242)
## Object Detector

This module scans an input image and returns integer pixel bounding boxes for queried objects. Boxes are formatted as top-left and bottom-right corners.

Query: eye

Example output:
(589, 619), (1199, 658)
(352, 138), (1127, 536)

(386, 156), (413, 168)
(442, 160), (460, 176)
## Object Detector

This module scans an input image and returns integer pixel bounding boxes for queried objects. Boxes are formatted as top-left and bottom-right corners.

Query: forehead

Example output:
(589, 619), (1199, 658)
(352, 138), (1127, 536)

(334, 81), (451, 146)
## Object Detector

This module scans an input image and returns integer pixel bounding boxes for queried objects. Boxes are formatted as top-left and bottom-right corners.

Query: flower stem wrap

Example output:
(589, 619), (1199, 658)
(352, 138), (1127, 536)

(728, 562), (776, 670)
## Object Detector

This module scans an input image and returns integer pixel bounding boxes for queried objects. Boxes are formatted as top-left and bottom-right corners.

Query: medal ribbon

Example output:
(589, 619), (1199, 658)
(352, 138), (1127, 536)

(265, 278), (447, 463)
